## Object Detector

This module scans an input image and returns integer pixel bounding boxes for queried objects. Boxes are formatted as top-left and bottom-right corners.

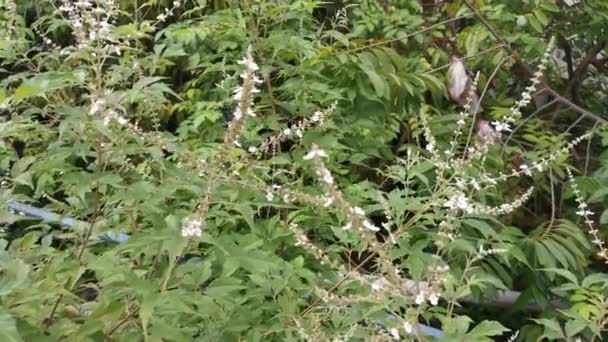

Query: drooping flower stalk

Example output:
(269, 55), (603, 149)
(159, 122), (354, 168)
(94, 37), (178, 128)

(566, 167), (608, 262)
(492, 37), (555, 134)
(182, 47), (261, 237)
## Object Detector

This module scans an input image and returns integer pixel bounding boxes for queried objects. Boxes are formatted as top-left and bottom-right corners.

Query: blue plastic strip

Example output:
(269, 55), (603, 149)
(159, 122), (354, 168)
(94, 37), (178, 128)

(7, 200), (130, 243)
(8, 201), (76, 227)
(99, 231), (131, 243)
(417, 323), (444, 338)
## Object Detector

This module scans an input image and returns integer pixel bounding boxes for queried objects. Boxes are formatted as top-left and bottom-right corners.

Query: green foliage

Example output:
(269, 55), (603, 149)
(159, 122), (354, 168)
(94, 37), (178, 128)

(0, 0), (607, 341)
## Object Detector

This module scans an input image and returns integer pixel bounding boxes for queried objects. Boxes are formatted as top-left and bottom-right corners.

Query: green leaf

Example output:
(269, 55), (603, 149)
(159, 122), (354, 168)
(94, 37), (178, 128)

(468, 320), (509, 339)
(533, 318), (565, 339)
(588, 187), (608, 203)
(0, 257), (29, 296)
(534, 242), (557, 269)
(325, 30), (350, 47)
(361, 68), (387, 99)
(582, 273), (608, 288)
(12, 84), (46, 102)
(533, 9), (550, 26)
(464, 219), (496, 238)
(0, 308), (22, 342)
(139, 292), (160, 339)
(442, 315), (472, 336)
(541, 268), (579, 285)
(600, 208), (608, 225)
(527, 14), (543, 33)
(565, 319), (587, 337)
(540, 0), (560, 12)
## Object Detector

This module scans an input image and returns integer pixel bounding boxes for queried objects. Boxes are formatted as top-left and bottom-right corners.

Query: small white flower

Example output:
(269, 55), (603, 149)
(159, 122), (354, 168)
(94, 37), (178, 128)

(351, 206), (365, 216)
(90, 99), (105, 115)
(389, 328), (400, 340)
(233, 108), (243, 121)
(363, 220), (380, 232)
(425, 142), (434, 153)
(283, 128), (292, 136)
(233, 86), (244, 101)
(415, 290), (426, 305)
(492, 120), (512, 132)
(303, 145), (328, 160)
(116, 116), (128, 126)
(238, 49), (259, 72)
(470, 178), (481, 191)
(181, 218), (203, 238)
(428, 292), (439, 306)
(444, 192), (472, 213)
(318, 167), (334, 185)
(403, 322), (413, 334)
(576, 209), (594, 216)
(371, 277), (389, 292)
(311, 111), (323, 123)
(341, 222), (353, 230)
(266, 191), (274, 202)
(519, 164), (532, 176)
(248, 146), (258, 153)
(156, 13), (167, 22)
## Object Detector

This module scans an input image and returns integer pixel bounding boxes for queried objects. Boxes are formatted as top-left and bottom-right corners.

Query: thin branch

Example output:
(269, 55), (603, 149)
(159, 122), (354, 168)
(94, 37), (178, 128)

(45, 138), (104, 328)
(423, 44), (505, 74)
(336, 14), (473, 56)
(462, 0), (607, 124)
(549, 168), (556, 230)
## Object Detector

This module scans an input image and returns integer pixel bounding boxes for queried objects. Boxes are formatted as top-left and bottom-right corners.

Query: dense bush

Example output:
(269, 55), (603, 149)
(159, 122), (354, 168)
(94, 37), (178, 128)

(1, 0), (607, 341)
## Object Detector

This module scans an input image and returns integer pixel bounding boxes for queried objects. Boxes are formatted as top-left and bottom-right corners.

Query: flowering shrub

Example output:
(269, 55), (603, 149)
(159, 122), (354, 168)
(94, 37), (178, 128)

(1, 0), (608, 341)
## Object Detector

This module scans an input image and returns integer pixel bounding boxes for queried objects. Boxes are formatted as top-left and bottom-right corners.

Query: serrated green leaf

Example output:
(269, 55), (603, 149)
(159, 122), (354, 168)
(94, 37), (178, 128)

(541, 268), (579, 285)
(468, 320), (509, 339)
(0, 308), (22, 342)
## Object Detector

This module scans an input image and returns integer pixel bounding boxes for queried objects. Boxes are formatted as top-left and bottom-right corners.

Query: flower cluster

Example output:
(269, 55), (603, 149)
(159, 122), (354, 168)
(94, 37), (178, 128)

(446, 72), (481, 158)
(491, 38), (555, 134)
(405, 264), (449, 307)
(444, 190), (474, 214)
(181, 217), (203, 238)
(482, 133), (592, 185)
(566, 167), (608, 262)
(184, 47), (262, 238)
(221, 47), (261, 150)
(155, 1), (182, 23)
(475, 186), (535, 216)
(248, 102), (336, 158)
(58, 0), (119, 50)
(89, 91), (130, 126)
(302, 145), (383, 233)
(288, 222), (337, 268)
(418, 109), (439, 160)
